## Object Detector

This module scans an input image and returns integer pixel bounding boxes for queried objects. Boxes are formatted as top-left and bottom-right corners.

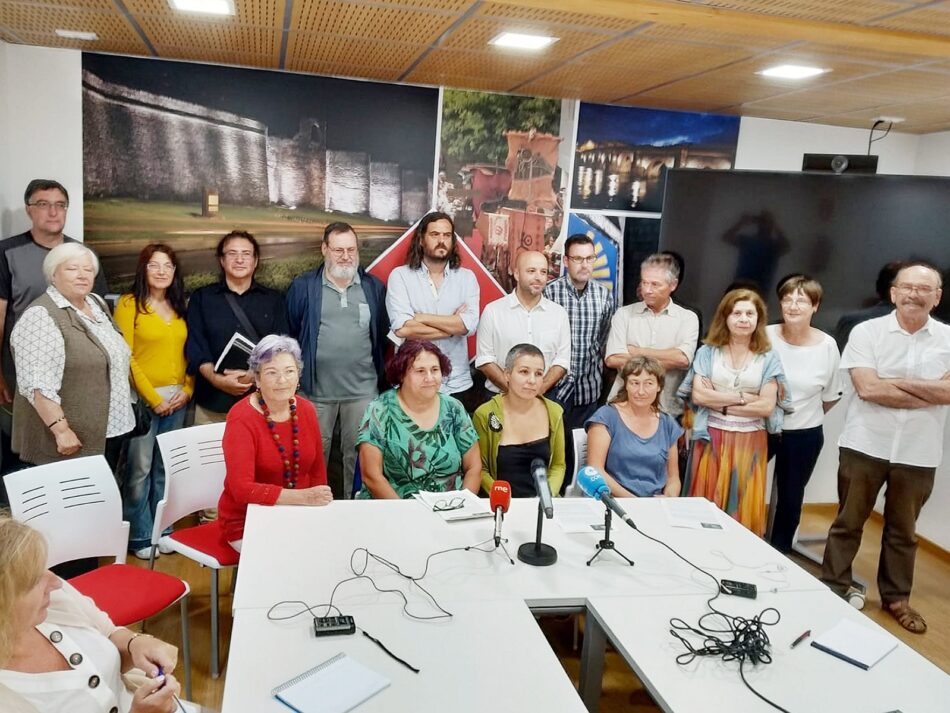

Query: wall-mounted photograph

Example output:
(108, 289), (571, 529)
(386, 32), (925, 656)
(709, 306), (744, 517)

(81, 53), (439, 292)
(572, 103), (740, 214)
(436, 89), (572, 292)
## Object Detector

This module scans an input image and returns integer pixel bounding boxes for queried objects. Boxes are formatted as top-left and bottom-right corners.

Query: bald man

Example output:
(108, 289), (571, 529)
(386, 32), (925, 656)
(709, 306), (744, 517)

(475, 250), (571, 395)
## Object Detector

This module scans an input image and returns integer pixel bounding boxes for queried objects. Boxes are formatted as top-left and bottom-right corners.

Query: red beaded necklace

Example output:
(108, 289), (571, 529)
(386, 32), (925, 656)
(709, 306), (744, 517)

(258, 392), (300, 489)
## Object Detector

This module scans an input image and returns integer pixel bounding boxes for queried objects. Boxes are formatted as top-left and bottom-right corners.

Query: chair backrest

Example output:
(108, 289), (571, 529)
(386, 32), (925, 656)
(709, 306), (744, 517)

(566, 428), (588, 497)
(3, 455), (130, 566)
(152, 423), (227, 543)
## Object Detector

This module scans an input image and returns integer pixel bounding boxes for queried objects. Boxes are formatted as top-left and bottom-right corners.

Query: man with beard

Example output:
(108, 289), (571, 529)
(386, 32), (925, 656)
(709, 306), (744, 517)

(386, 212), (480, 408)
(476, 250), (570, 398)
(821, 261), (950, 634)
(287, 222), (389, 499)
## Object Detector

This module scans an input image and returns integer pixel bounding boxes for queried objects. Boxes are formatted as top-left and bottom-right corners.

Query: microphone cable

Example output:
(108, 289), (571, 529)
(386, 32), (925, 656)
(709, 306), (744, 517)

(631, 525), (790, 713)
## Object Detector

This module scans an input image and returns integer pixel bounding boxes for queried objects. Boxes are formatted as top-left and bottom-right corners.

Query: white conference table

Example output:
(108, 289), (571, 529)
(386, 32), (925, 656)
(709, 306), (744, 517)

(222, 599), (587, 713)
(231, 498), (823, 612)
(223, 497), (948, 712)
(588, 590), (950, 713)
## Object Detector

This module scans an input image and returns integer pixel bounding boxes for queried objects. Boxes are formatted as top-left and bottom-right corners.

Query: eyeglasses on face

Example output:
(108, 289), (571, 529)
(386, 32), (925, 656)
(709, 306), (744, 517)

(780, 297), (812, 307)
(146, 262), (176, 272)
(567, 255), (596, 264)
(29, 200), (68, 212)
(328, 247), (358, 258)
(894, 283), (936, 296)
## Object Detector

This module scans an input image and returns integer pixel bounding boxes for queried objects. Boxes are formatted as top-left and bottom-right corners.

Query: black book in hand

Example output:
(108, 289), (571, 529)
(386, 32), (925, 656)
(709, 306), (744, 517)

(214, 332), (256, 374)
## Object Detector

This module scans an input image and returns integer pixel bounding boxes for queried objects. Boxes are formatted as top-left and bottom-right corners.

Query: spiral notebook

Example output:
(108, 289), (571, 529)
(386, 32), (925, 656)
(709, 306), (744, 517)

(272, 652), (390, 713)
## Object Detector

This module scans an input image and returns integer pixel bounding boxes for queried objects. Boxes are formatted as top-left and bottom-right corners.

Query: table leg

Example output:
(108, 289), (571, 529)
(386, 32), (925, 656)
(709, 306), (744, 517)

(578, 612), (607, 713)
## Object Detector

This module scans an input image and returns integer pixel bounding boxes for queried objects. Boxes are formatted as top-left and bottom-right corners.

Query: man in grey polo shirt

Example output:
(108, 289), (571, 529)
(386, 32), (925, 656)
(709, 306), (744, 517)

(0, 179), (108, 483)
(386, 211), (479, 409)
(287, 223), (388, 498)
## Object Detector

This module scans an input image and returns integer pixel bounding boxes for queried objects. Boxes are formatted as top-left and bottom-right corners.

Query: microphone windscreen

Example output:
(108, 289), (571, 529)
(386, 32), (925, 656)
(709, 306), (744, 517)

(490, 480), (512, 513)
(576, 466), (609, 500)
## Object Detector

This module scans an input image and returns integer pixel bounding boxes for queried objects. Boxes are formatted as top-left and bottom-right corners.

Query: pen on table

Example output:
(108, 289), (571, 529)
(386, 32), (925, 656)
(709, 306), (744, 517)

(790, 630), (811, 649)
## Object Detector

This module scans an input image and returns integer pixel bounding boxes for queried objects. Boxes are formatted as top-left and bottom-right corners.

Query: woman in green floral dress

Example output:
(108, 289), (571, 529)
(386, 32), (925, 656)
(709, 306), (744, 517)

(356, 340), (481, 498)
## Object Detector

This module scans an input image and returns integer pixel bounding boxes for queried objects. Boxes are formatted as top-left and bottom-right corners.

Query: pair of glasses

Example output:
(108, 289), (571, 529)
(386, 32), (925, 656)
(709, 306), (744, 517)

(567, 255), (596, 264)
(894, 283), (936, 296)
(433, 497), (465, 512)
(29, 200), (68, 212)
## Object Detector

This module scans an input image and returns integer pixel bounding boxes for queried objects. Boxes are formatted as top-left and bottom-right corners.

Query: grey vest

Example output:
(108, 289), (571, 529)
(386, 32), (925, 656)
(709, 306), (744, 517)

(12, 293), (113, 465)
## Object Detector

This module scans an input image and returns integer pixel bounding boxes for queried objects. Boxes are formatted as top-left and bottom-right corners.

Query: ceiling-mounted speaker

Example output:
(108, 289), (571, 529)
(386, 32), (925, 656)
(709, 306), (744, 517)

(802, 153), (879, 174)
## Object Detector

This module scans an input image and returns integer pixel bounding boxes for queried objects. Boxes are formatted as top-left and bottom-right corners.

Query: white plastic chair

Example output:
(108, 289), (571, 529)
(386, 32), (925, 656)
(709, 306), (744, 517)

(566, 428), (588, 497)
(3, 455), (192, 697)
(153, 422), (236, 678)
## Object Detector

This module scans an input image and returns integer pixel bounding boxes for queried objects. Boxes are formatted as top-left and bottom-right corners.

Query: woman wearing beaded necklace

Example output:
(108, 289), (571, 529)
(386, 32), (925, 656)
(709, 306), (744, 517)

(218, 335), (332, 551)
(677, 288), (790, 536)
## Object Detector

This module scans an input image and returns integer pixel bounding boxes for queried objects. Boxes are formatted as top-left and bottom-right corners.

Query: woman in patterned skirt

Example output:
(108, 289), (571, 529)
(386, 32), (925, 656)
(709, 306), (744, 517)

(678, 288), (790, 535)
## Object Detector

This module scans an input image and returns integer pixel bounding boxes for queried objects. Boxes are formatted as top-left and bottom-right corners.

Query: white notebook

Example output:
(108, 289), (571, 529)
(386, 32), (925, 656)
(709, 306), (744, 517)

(272, 652), (390, 713)
(810, 618), (898, 670)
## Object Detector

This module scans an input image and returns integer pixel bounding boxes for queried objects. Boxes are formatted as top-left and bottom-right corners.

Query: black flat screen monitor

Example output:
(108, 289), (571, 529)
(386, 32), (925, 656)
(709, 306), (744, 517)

(658, 169), (950, 342)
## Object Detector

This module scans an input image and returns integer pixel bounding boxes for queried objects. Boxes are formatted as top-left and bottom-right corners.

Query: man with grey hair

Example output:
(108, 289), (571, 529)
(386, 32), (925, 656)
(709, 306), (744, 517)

(604, 253), (699, 417)
(0, 179), (108, 483)
(286, 222), (388, 499)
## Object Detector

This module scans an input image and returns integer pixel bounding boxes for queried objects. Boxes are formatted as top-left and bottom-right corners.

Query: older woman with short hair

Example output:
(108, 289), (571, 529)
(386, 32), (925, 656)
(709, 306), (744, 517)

(357, 339), (480, 499)
(11, 242), (134, 470)
(0, 515), (182, 713)
(218, 335), (332, 552)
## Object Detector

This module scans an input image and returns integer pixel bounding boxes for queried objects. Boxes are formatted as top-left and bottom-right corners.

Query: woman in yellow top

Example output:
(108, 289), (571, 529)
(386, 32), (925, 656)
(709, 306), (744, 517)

(473, 344), (565, 497)
(114, 244), (194, 560)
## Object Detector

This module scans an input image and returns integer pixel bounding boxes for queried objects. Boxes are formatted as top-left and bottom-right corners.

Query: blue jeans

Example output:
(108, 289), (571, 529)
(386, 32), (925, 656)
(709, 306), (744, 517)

(123, 408), (187, 550)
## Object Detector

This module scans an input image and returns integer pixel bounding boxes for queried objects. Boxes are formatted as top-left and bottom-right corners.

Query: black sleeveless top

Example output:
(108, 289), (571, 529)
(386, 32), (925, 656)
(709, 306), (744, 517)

(496, 437), (550, 497)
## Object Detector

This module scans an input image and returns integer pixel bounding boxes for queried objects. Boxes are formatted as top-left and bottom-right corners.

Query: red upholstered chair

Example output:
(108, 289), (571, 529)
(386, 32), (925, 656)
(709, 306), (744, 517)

(152, 422), (237, 678)
(3, 455), (192, 698)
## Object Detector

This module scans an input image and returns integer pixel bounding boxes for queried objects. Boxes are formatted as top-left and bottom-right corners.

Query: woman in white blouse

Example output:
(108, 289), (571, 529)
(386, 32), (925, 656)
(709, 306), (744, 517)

(11, 243), (134, 472)
(766, 275), (842, 553)
(0, 516), (182, 713)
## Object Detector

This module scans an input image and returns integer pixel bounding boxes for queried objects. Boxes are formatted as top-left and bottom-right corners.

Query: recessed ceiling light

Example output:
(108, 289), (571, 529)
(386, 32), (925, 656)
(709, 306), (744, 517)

(168, 0), (235, 16)
(489, 32), (558, 51)
(757, 64), (828, 80)
(55, 29), (99, 41)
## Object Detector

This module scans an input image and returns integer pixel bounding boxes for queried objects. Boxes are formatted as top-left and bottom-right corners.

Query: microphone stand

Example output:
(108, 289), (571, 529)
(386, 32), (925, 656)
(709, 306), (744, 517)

(586, 507), (635, 567)
(465, 535), (515, 565)
(518, 500), (557, 566)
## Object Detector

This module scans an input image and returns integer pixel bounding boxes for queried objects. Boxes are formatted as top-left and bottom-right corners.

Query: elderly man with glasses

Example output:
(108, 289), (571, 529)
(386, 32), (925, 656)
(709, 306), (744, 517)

(286, 222), (389, 499)
(821, 261), (950, 635)
(0, 179), (108, 484)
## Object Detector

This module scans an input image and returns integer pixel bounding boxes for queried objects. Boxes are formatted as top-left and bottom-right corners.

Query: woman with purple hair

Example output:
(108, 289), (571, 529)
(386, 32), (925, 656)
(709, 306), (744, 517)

(218, 335), (332, 551)
(356, 339), (480, 499)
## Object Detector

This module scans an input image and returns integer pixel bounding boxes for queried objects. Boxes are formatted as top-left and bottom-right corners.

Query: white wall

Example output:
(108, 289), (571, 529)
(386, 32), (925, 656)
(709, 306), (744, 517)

(3, 40), (950, 548)
(914, 130), (950, 177)
(0, 42), (83, 240)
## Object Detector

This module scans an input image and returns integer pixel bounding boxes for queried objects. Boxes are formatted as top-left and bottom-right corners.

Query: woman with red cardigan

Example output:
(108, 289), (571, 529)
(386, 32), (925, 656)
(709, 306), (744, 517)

(218, 335), (332, 551)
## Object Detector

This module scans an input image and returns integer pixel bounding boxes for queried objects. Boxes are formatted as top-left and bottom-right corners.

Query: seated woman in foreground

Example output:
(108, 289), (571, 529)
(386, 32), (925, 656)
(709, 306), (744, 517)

(219, 335), (332, 551)
(0, 516), (182, 713)
(473, 343), (565, 496)
(586, 356), (684, 497)
(357, 340), (480, 499)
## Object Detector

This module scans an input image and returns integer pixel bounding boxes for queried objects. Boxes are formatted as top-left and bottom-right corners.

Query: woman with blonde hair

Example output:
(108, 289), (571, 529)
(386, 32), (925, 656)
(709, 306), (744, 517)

(586, 356), (683, 498)
(0, 515), (181, 712)
(677, 288), (790, 535)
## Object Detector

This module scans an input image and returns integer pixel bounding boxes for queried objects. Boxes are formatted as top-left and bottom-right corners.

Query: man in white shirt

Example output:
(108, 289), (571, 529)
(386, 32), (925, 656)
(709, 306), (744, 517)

(821, 262), (950, 634)
(476, 250), (570, 397)
(604, 254), (699, 416)
(387, 212), (480, 408)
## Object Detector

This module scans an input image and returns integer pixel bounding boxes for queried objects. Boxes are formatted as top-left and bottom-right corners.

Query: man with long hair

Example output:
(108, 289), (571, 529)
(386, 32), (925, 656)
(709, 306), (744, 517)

(386, 212), (480, 408)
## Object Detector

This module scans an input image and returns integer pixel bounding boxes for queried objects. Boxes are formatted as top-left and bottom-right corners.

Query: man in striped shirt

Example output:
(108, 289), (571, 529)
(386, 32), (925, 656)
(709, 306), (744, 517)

(544, 234), (616, 483)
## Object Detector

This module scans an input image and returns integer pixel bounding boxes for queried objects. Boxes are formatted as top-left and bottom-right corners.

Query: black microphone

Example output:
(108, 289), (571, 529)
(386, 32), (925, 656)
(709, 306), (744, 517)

(576, 466), (637, 530)
(530, 458), (554, 519)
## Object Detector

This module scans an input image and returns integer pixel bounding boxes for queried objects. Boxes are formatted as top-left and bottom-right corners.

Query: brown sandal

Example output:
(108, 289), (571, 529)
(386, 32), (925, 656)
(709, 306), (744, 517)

(884, 600), (927, 634)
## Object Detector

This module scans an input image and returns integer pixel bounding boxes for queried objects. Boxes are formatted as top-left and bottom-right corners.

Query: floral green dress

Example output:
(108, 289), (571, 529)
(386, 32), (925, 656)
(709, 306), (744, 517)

(355, 388), (478, 498)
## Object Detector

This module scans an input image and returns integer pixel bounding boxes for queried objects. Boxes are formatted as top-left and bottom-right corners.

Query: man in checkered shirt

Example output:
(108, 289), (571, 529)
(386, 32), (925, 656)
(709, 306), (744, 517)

(544, 234), (616, 485)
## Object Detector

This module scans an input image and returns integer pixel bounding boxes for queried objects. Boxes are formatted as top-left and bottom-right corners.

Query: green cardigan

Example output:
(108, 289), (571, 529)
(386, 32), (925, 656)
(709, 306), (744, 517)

(472, 394), (566, 496)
